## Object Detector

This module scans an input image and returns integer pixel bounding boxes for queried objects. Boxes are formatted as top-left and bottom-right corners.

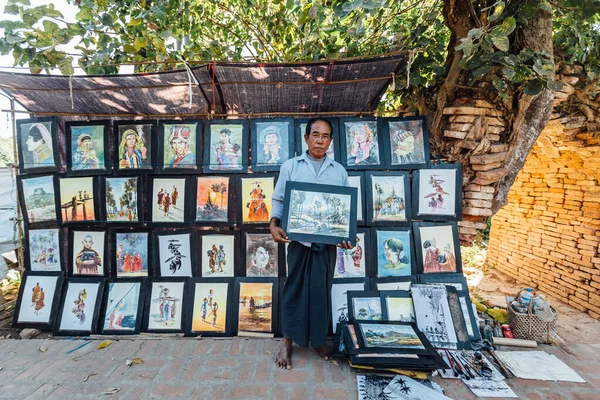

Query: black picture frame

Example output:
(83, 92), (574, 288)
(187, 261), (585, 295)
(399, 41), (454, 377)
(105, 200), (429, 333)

(236, 173), (279, 228)
(334, 227), (371, 279)
(413, 222), (463, 274)
(240, 229), (285, 278)
(233, 277), (279, 336)
(54, 277), (105, 336)
(12, 271), (64, 330)
(347, 171), (366, 225)
(380, 290), (415, 323)
(370, 227), (416, 278)
(142, 278), (189, 334)
(149, 176), (192, 225)
(457, 290), (482, 342)
(113, 120), (157, 174)
(417, 272), (468, 291)
(446, 285), (471, 350)
(58, 175), (100, 225)
(98, 278), (147, 335)
(17, 173), (60, 228)
(412, 163), (463, 221)
(65, 120), (112, 176)
(366, 171), (411, 226)
(331, 277), (369, 334)
(369, 276), (416, 291)
(250, 117), (295, 172)
(346, 290), (383, 322)
(185, 277), (235, 337)
(197, 229), (239, 278)
(68, 228), (109, 277)
(282, 182), (358, 246)
(203, 119), (249, 174)
(157, 119), (202, 174)
(16, 117), (60, 175)
(152, 229), (198, 277)
(333, 320), (349, 357)
(100, 176), (144, 225)
(353, 320), (434, 355)
(110, 228), (151, 278)
(343, 323), (361, 355)
(24, 227), (65, 273)
(338, 117), (383, 170)
(380, 116), (431, 170)
(294, 117), (341, 162)
(193, 175), (234, 227)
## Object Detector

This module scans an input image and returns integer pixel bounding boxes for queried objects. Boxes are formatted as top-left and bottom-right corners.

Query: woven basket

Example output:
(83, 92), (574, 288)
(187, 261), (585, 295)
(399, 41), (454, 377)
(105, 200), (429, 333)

(507, 290), (558, 344)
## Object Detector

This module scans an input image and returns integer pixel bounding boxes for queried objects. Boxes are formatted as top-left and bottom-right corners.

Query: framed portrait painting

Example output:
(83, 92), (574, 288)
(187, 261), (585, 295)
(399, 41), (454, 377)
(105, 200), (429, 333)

(114, 121), (156, 172)
(59, 176), (98, 224)
(25, 228), (63, 272)
(99, 278), (146, 335)
(150, 177), (189, 224)
(251, 118), (294, 172)
(17, 174), (59, 227)
(339, 117), (382, 170)
(203, 120), (248, 173)
(366, 171), (411, 226)
(186, 278), (234, 336)
(69, 229), (108, 277)
(153, 230), (197, 277)
(158, 120), (201, 173)
(282, 182), (358, 246)
(233, 278), (279, 336)
(111, 229), (150, 277)
(237, 174), (277, 227)
(16, 117), (59, 175)
(241, 230), (284, 277)
(195, 176), (233, 226)
(198, 231), (237, 278)
(54, 278), (105, 336)
(381, 116), (430, 170)
(143, 278), (188, 333)
(13, 271), (63, 330)
(413, 222), (462, 274)
(102, 176), (143, 224)
(294, 118), (340, 161)
(66, 120), (111, 175)
(371, 227), (416, 278)
(334, 227), (370, 279)
(412, 164), (463, 221)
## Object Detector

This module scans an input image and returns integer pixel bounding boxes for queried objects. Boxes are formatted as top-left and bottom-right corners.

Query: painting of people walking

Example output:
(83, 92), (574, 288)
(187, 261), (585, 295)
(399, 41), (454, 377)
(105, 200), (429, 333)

(59, 177), (96, 222)
(196, 176), (230, 223)
(102, 281), (142, 332)
(116, 123), (153, 170)
(237, 282), (273, 332)
(191, 282), (229, 333)
(152, 178), (186, 223)
(28, 229), (61, 272)
(20, 175), (57, 224)
(105, 177), (139, 222)
(147, 281), (185, 331)
(57, 281), (102, 334)
(15, 274), (61, 325)
(157, 233), (193, 277)
(239, 176), (275, 225)
(115, 232), (148, 277)
(201, 234), (235, 277)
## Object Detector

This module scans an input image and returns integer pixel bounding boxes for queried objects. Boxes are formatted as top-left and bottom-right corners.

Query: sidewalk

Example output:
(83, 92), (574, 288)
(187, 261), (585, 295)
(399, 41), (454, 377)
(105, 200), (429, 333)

(0, 337), (599, 399)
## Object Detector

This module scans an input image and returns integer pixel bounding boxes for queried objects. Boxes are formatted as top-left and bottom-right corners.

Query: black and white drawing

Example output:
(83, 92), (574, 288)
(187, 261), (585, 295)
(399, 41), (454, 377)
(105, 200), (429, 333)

(411, 284), (458, 349)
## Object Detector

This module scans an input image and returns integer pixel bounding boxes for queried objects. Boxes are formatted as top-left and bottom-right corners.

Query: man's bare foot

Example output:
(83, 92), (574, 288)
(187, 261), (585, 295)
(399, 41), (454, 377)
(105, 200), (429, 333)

(314, 346), (333, 361)
(275, 337), (293, 370)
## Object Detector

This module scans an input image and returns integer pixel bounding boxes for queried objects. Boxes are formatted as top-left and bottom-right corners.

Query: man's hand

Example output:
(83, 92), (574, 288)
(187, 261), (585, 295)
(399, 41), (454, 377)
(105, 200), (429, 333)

(337, 236), (360, 250)
(270, 218), (291, 243)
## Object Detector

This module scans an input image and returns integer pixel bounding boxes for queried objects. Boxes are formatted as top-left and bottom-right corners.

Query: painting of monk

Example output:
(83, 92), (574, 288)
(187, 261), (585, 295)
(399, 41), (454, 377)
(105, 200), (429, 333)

(72, 231), (105, 276)
(418, 225), (457, 273)
(240, 176), (274, 225)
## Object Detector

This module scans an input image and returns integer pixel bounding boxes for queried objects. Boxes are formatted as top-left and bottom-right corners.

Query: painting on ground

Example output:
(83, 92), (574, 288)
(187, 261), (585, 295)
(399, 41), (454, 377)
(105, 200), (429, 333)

(72, 231), (105, 276)
(238, 282), (273, 332)
(115, 232), (148, 277)
(358, 323), (425, 350)
(201, 234), (235, 277)
(240, 176), (275, 225)
(60, 177), (96, 222)
(70, 124), (106, 171)
(162, 123), (197, 169)
(152, 178), (186, 223)
(334, 231), (366, 278)
(17, 118), (57, 172)
(16, 275), (60, 325)
(418, 225), (457, 273)
(105, 177), (139, 222)
(384, 297), (416, 323)
(343, 120), (380, 167)
(28, 229), (61, 272)
(148, 281), (184, 331)
(376, 230), (412, 277)
(102, 281), (141, 332)
(196, 176), (229, 223)
(21, 175), (56, 224)
(116, 124), (153, 170)
(58, 281), (101, 333)
(331, 282), (365, 332)
(207, 123), (244, 171)
(192, 282), (228, 333)
(158, 233), (193, 277)
(351, 297), (382, 321)
(245, 232), (278, 277)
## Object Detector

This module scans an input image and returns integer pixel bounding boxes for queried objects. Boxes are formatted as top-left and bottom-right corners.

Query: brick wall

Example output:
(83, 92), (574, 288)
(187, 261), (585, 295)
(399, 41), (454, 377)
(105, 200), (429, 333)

(487, 118), (600, 318)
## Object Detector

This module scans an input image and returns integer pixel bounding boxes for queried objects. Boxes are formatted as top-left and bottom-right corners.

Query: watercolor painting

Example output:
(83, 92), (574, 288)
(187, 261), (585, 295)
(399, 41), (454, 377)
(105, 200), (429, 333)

(115, 232), (148, 277)
(418, 169), (457, 216)
(102, 281), (141, 331)
(21, 175), (56, 224)
(287, 189), (352, 237)
(158, 233), (193, 277)
(387, 119), (427, 166)
(254, 121), (291, 166)
(196, 176), (229, 222)
(163, 123), (197, 169)
(418, 225), (457, 273)
(16, 275), (59, 324)
(334, 232), (366, 278)
(72, 231), (105, 276)
(28, 229), (61, 272)
(192, 282), (228, 333)
(70, 124), (105, 171)
(371, 175), (407, 222)
(105, 177), (138, 222)
(385, 297), (416, 323)
(358, 323), (425, 349)
(60, 177), (95, 222)
(352, 297), (382, 320)
(209, 124), (244, 171)
(344, 121), (380, 167)
(331, 282), (365, 332)
(148, 281), (184, 330)
(238, 282), (273, 332)
(117, 124), (152, 170)
(201, 235), (235, 277)
(411, 284), (458, 348)
(245, 232), (278, 277)
(19, 120), (56, 170)
(58, 282), (101, 332)
(376, 230), (412, 277)
(240, 176), (274, 224)
(152, 178), (186, 223)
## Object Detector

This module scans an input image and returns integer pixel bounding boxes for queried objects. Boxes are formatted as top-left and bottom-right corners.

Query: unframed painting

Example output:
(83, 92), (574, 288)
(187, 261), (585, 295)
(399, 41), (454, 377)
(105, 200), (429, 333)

(238, 282), (273, 332)
(192, 282), (228, 333)
(158, 234), (193, 277)
(72, 231), (105, 276)
(60, 177), (96, 222)
(105, 177), (138, 222)
(115, 233), (148, 277)
(418, 225), (457, 273)
(376, 230), (412, 277)
(21, 175), (56, 224)
(196, 176), (229, 222)
(201, 235), (235, 277)
(241, 176), (274, 224)
(103, 282), (141, 331)
(58, 282), (101, 332)
(152, 178), (186, 223)
(17, 275), (59, 324)
(245, 233), (278, 277)
(148, 282), (184, 330)
(28, 229), (61, 271)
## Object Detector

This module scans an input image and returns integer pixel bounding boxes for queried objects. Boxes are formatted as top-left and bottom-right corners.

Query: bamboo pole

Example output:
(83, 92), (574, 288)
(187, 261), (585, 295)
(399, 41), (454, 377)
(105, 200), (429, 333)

(10, 98), (25, 274)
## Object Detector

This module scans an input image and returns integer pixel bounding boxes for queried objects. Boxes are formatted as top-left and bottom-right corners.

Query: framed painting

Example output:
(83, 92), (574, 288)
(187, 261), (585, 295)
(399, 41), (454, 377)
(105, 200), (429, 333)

(339, 117), (382, 170)
(59, 176), (98, 224)
(457, 290), (482, 341)
(346, 290), (383, 322)
(417, 272), (468, 291)
(294, 118), (340, 161)
(150, 176), (190, 224)
(353, 321), (433, 355)
(236, 173), (277, 227)
(381, 116), (430, 170)
(250, 118), (294, 172)
(411, 284), (458, 349)
(413, 222), (462, 274)
(370, 227), (416, 278)
(24, 228), (63, 272)
(158, 120), (201, 173)
(380, 290), (415, 323)
(347, 171), (366, 225)
(240, 230), (284, 277)
(153, 230), (197, 277)
(344, 323), (361, 355)
(333, 321), (348, 357)
(111, 229), (150, 278)
(369, 276), (416, 291)
(446, 286), (471, 349)
(198, 231), (238, 278)
(233, 278), (279, 336)
(412, 164), (463, 221)
(331, 278), (368, 333)
(13, 271), (63, 330)
(69, 229), (108, 277)
(114, 121), (156, 173)
(16, 117), (60, 175)
(334, 228), (370, 279)
(186, 278), (234, 337)
(101, 176), (143, 224)
(54, 278), (105, 336)
(99, 278), (146, 335)
(203, 119), (248, 173)
(282, 182), (358, 246)
(366, 171), (411, 226)
(66, 120), (111, 175)
(143, 278), (188, 333)
(17, 174), (59, 227)
(195, 176), (233, 226)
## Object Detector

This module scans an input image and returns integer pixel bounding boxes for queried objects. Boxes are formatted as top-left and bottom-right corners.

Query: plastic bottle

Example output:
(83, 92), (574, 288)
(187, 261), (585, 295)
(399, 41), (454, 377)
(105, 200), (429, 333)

(483, 320), (494, 341)
(519, 288), (534, 307)
(493, 321), (503, 337)
(501, 324), (514, 338)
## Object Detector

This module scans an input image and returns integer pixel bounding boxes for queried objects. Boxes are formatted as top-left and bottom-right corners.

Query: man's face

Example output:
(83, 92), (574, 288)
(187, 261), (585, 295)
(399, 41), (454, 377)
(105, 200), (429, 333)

(305, 121), (332, 159)
(83, 237), (93, 249)
(26, 135), (40, 151)
(171, 139), (187, 156)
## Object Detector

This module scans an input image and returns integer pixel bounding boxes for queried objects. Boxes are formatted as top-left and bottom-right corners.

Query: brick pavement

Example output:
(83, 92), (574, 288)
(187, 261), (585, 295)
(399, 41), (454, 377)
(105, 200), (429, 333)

(0, 338), (599, 399)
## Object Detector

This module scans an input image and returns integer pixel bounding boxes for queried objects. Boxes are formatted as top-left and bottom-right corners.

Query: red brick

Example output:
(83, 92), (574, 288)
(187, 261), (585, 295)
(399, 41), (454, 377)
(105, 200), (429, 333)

(181, 358), (203, 381)
(291, 387), (307, 400)
(255, 359), (268, 382)
(151, 384), (187, 397)
(232, 386), (268, 398)
(275, 369), (307, 383)
(162, 360), (183, 381)
(315, 387), (351, 399)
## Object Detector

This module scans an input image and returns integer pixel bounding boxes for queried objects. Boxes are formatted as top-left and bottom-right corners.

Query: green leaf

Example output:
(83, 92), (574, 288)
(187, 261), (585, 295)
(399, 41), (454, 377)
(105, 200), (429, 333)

(342, 0), (363, 12)
(490, 34), (509, 51)
(3, 4), (19, 14)
(497, 16), (516, 36)
(75, 7), (92, 21)
(25, 47), (36, 60)
(42, 20), (59, 33)
(533, 58), (554, 76)
(472, 63), (491, 79)
(6, 34), (25, 44)
(286, 0), (295, 9)
(523, 79), (543, 96)
(101, 13), (113, 26)
(546, 79), (564, 91)
(502, 66), (516, 79)
(489, 1), (505, 22)
(128, 18), (143, 26)
(493, 78), (508, 91)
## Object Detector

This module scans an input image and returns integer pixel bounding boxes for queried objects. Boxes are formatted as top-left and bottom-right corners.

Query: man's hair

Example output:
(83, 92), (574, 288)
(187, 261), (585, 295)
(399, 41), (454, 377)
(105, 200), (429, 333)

(305, 118), (333, 137)
(28, 125), (44, 142)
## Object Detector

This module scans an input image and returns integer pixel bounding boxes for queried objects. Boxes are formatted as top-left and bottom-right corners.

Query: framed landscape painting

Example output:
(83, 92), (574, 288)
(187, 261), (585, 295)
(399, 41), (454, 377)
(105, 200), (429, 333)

(59, 176), (98, 224)
(187, 278), (234, 336)
(25, 228), (63, 272)
(354, 321), (431, 355)
(203, 120), (248, 173)
(199, 231), (237, 278)
(380, 290), (415, 323)
(195, 176), (232, 225)
(158, 120), (201, 173)
(114, 121), (155, 172)
(153, 230), (196, 277)
(16, 117), (59, 175)
(54, 278), (105, 336)
(237, 174), (277, 227)
(412, 164), (463, 221)
(346, 290), (383, 322)
(143, 279), (187, 333)
(100, 278), (146, 335)
(381, 116), (430, 170)
(69, 229), (108, 277)
(413, 222), (462, 274)
(13, 271), (63, 330)
(366, 171), (411, 226)
(66, 120), (110, 175)
(339, 117), (382, 170)
(251, 118), (294, 172)
(18, 174), (59, 226)
(234, 278), (279, 336)
(112, 229), (150, 277)
(294, 118), (340, 161)
(371, 228), (416, 278)
(102, 177), (142, 224)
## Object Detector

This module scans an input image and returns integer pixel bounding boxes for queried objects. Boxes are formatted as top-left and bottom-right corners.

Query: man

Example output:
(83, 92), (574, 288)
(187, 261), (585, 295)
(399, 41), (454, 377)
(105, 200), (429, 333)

(270, 118), (354, 370)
